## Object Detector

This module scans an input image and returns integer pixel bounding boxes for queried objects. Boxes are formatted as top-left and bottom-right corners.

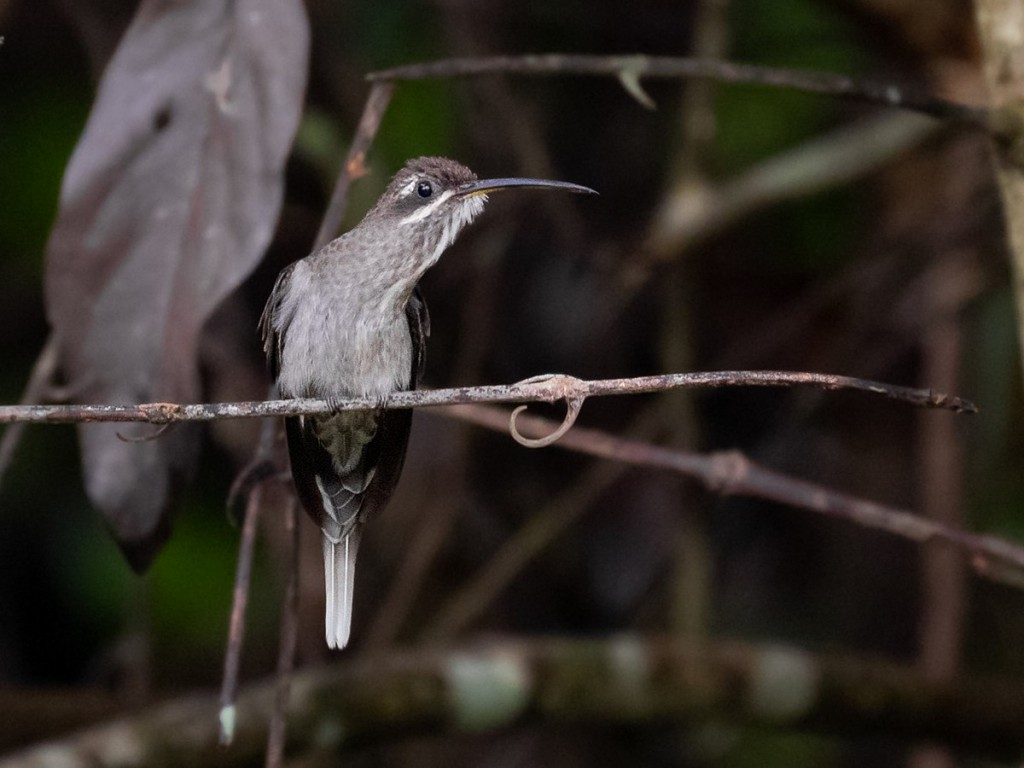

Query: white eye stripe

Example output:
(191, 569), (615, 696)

(397, 188), (455, 225)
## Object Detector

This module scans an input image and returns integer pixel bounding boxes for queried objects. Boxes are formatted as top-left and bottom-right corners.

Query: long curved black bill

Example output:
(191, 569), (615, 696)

(457, 177), (598, 198)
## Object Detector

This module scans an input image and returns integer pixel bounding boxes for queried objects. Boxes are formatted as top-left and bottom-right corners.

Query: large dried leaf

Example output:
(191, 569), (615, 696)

(44, 0), (309, 570)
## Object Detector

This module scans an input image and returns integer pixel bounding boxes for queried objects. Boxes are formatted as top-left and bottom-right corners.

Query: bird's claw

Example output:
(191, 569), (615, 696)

(515, 373), (562, 387)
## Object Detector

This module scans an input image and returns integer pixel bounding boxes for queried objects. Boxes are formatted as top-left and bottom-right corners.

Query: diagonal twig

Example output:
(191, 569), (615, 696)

(422, 402), (667, 643)
(645, 112), (941, 259)
(313, 82), (395, 251)
(439, 403), (1024, 595)
(0, 334), (60, 489)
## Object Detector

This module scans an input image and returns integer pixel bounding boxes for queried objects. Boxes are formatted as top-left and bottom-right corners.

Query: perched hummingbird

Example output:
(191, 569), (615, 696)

(260, 157), (595, 649)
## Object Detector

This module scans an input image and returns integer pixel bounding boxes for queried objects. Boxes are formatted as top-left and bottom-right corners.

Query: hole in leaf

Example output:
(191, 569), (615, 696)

(153, 106), (172, 133)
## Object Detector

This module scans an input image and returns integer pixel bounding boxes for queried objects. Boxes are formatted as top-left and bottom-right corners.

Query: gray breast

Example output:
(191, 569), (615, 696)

(275, 260), (415, 399)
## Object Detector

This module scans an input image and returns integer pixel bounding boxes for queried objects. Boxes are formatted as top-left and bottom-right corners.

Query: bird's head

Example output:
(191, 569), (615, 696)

(364, 156), (596, 275)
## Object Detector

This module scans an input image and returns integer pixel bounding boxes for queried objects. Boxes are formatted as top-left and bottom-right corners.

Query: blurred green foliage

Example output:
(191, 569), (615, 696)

(716, 0), (873, 273)
(0, 58), (89, 278)
(719, 0), (872, 171)
(720, 729), (840, 768)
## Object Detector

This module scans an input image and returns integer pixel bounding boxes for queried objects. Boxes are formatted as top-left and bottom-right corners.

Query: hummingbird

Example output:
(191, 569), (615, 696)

(260, 156), (596, 649)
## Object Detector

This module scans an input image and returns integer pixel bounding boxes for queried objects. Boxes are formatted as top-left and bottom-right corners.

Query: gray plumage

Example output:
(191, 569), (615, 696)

(260, 156), (596, 649)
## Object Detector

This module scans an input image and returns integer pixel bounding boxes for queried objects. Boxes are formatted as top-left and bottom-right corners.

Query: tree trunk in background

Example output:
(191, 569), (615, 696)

(974, 0), (1024, 383)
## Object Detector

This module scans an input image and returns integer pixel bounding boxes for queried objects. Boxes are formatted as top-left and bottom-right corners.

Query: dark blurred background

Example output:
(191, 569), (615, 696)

(1, 0), (1022, 765)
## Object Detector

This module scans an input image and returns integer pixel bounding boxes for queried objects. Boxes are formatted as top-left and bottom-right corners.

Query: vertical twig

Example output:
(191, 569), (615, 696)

(266, 497), (300, 768)
(218, 484), (263, 746)
(909, 255), (970, 768)
(662, 0), (729, 638)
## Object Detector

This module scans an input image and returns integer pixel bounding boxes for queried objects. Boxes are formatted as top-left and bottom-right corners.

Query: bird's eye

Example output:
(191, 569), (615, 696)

(416, 181), (433, 199)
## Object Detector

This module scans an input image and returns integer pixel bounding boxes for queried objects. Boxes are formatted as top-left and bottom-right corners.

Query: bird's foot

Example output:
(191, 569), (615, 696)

(326, 395), (343, 415)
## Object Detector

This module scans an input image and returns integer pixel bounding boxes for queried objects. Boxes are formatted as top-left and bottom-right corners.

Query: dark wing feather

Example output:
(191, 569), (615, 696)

(408, 285), (430, 384)
(259, 261), (295, 380)
(285, 415), (351, 531)
(361, 286), (430, 513)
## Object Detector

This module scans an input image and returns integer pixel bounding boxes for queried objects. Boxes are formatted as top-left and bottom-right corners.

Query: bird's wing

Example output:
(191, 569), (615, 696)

(259, 261), (296, 380)
(357, 288), (427, 513)
(408, 285), (430, 385)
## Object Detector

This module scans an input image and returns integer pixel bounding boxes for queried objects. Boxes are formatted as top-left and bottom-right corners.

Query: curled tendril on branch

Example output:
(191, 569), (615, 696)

(509, 396), (585, 448)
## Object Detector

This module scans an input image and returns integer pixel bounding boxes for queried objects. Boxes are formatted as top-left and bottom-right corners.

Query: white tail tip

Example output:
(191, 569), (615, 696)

(323, 533), (359, 649)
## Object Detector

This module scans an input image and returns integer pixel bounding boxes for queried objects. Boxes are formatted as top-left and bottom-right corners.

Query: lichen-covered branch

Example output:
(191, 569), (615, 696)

(2, 636), (1022, 767)
(645, 112), (940, 259)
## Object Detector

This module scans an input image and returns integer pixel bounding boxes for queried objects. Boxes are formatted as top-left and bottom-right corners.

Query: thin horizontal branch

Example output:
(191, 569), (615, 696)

(443, 404), (1024, 590)
(367, 54), (987, 125)
(0, 370), (976, 426)
(3, 636), (1022, 767)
